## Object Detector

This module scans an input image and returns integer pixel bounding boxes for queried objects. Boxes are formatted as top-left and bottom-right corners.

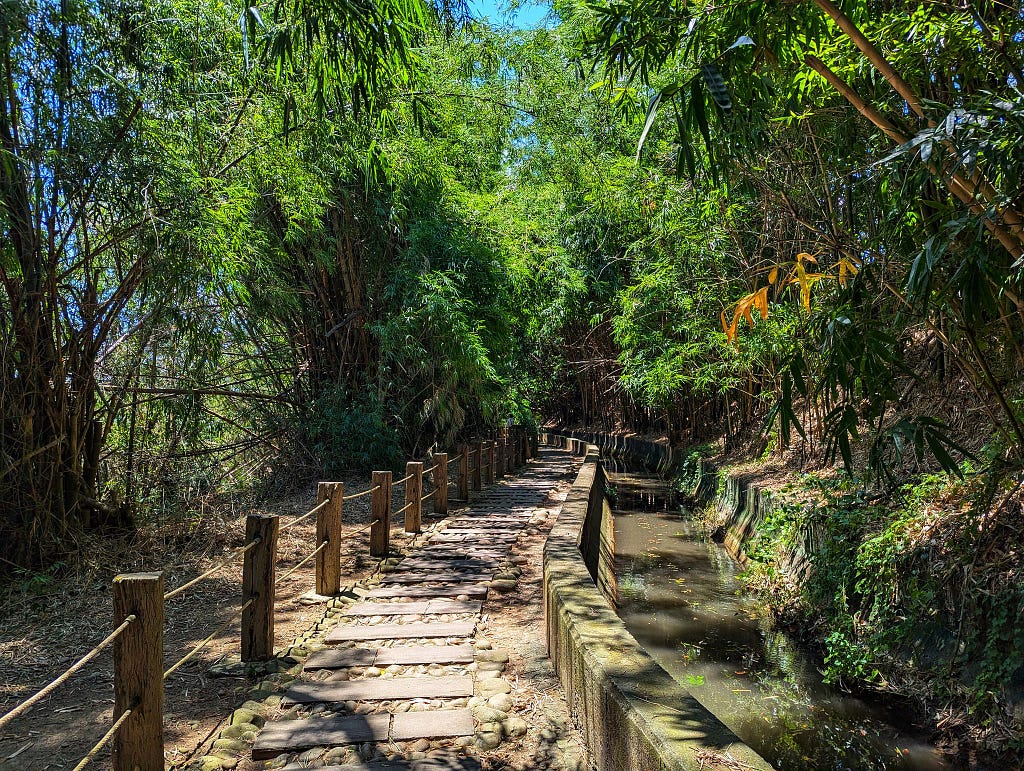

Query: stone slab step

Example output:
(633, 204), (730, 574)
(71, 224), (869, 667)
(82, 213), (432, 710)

(280, 750), (483, 770)
(282, 675), (473, 705)
(343, 599), (481, 617)
(364, 584), (487, 599)
(415, 548), (507, 559)
(374, 644), (476, 666)
(398, 558), (500, 569)
(253, 713), (391, 759)
(305, 644), (475, 671)
(379, 573), (492, 585)
(325, 621), (476, 643)
(391, 708), (474, 740)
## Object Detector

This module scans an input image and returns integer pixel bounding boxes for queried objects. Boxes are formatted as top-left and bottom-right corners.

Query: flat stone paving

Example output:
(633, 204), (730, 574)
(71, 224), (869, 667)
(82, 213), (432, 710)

(343, 600), (482, 617)
(251, 448), (579, 769)
(304, 645), (475, 670)
(325, 621), (477, 642)
(363, 584), (487, 599)
(282, 676), (473, 705)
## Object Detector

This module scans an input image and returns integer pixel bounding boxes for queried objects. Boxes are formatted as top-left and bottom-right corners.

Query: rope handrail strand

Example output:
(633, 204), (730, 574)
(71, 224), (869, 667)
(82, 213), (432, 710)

(163, 598), (254, 680)
(0, 615), (136, 732)
(277, 541), (328, 584)
(348, 522), (374, 535)
(393, 501), (413, 516)
(342, 485), (379, 501)
(163, 538), (261, 601)
(421, 464), (436, 475)
(279, 497), (330, 533)
(394, 473), (413, 485)
(420, 490), (434, 503)
(70, 705), (135, 771)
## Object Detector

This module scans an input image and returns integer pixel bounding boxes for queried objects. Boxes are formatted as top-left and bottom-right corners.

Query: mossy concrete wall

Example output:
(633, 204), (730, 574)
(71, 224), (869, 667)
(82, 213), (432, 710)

(547, 429), (678, 474)
(691, 458), (819, 581)
(541, 440), (772, 771)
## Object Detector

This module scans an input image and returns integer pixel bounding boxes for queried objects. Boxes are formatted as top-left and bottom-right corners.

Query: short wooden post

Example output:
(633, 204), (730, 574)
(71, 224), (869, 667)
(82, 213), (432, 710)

(316, 482), (344, 596)
(242, 514), (278, 661)
(457, 444), (469, 500)
(519, 428), (527, 466)
(112, 572), (164, 771)
(405, 462), (423, 533)
(432, 452), (448, 514)
(526, 430), (534, 459)
(487, 440), (497, 484)
(472, 440), (483, 491)
(370, 471), (392, 557)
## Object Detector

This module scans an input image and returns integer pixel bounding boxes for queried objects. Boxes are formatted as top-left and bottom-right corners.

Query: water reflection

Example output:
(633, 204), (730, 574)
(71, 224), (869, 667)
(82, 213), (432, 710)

(610, 475), (948, 771)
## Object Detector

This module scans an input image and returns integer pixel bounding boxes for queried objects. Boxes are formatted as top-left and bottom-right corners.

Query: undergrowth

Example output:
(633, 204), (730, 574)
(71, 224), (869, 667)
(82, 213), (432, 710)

(694, 459), (1024, 761)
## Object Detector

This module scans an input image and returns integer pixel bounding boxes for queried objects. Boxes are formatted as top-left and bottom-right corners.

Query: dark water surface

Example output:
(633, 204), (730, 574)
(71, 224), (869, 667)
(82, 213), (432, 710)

(608, 469), (948, 771)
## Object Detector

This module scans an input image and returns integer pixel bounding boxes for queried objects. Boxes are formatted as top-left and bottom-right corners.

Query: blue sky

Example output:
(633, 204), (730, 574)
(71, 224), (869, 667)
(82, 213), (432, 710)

(469, 0), (551, 29)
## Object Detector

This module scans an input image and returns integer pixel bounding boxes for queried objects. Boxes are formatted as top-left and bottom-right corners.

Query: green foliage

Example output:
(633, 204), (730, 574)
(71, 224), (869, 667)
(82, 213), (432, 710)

(302, 386), (402, 472)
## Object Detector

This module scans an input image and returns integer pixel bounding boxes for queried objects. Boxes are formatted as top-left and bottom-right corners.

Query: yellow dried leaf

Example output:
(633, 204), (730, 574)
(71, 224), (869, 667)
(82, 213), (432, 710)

(754, 286), (769, 319)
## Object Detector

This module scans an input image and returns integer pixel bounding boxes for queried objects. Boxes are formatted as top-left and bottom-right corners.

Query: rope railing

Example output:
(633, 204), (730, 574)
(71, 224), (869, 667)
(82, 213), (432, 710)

(7, 431), (535, 771)
(163, 539), (260, 601)
(277, 541), (328, 584)
(279, 497), (330, 533)
(342, 485), (379, 501)
(71, 704), (135, 771)
(163, 598), (255, 681)
(0, 615), (137, 731)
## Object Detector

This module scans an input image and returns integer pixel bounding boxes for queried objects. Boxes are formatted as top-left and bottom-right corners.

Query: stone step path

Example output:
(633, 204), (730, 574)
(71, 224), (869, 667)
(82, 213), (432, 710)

(250, 449), (578, 769)
(324, 621), (476, 643)
(343, 600), (482, 617)
(363, 584), (487, 599)
(305, 645), (476, 671)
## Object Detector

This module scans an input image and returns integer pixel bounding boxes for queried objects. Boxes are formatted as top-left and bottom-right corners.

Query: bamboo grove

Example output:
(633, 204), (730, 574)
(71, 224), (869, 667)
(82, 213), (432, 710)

(3, 0), (1024, 576)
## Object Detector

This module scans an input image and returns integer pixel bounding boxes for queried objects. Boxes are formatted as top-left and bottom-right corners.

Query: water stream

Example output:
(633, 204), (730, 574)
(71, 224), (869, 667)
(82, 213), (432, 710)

(606, 459), (948, 770)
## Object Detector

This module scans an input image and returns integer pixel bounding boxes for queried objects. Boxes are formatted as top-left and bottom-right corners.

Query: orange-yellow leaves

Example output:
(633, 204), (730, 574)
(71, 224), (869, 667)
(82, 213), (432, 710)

(721, 252), (861, 344)
(722, 285), (770, 343)
(837, 255), (861, 288)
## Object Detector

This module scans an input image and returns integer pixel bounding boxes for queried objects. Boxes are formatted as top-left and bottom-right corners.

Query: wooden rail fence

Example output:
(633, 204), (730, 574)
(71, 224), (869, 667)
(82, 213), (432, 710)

(0, 426), (535, 771)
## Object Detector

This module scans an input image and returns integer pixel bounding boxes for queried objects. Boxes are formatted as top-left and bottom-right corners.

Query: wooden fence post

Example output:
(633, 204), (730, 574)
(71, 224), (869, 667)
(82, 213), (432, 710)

(432, 452), (448, 514)
(242, 514), (278, 662)
(405, 462), (423, 533)
(526, 429), (534, 459)
(112, 572), (163, 771)
(457, 445), (469, 500)
(316, 482), (343, 596)
(496, 436), (506, 479)
(487, 440), (497, 484)
(472, 440), (483, 492)
(370, 471), (392, 557)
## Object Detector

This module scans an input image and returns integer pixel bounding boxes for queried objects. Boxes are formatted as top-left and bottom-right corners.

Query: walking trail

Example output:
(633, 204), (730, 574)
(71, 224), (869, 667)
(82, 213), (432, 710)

(214, 447), (588, 771)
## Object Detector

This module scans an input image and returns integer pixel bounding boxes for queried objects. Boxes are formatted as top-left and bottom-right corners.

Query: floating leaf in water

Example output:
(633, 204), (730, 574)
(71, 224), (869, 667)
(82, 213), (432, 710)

(685, 674), (706, 686)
